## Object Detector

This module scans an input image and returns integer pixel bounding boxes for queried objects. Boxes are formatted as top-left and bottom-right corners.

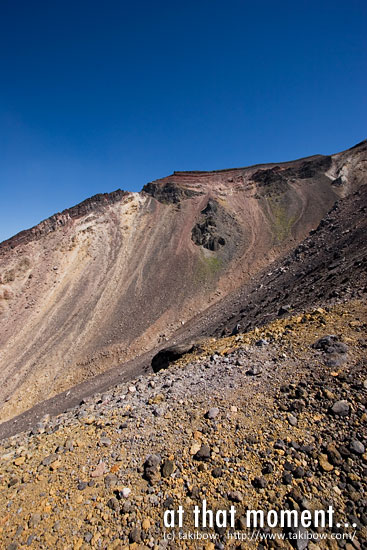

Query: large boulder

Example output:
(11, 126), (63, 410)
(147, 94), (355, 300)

(151, 343), (194, 373)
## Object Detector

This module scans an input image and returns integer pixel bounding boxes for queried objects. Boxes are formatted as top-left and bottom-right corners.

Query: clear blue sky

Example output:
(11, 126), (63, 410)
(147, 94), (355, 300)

(0, 0), (366, 242)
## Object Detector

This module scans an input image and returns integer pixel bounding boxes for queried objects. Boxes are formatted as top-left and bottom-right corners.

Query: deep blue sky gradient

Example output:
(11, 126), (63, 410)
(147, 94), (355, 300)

(0, 0), (366, 242)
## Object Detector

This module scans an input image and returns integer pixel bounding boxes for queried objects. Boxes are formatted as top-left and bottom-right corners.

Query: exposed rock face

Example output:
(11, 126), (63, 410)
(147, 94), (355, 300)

(142, 180), (202, 204)
(191, 200), (228, 251)
(0, 190), (128, 253)
(0, 140), (366, 422)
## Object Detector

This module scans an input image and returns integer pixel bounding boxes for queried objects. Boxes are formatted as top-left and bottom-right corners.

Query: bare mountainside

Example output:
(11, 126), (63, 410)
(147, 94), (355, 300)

(0, 141), (366, 422)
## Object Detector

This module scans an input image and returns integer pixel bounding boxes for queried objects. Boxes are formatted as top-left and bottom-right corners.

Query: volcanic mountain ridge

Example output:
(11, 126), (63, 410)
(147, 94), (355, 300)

(0, 140), (366, 425)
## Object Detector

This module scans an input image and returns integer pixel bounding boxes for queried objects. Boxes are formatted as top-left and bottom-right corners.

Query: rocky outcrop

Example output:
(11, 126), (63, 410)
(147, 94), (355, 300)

(142, 180), (202, 204)
(191, 200), (226, 251)
(296, 155), (332, 179)
(0, 189), (129, 253)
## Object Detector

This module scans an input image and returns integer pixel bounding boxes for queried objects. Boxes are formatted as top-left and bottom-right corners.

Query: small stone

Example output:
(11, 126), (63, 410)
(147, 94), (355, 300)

(212, 467), (223, 478)
(144, 454), (161, 484)
(194, 444), (211, 461)
(190, 442), (201, 455)
(104, 474), (118, 488)
(77, 482), (87, 491)
(262, 462), (274, 475)
(284, 461), (295, 472)
(319, 454), (334, 472)
(350, 439), (365, 455)
(142, 518), (151, 530)
(91, 462), (107, 478)
(278, 305), (291, 315)
(289, 526), (309, 550)
(52, 521), (60, 532)
(252, 476), (267, 488)
(50, 459), (61, 471)
(41, 454), (58, 467)
(14, 457), (25, 466)
(29, 513), (41, 528)
(282, 472), (293, 484)
(206, 407), (219, 420)
(64, 439), (74, 451)
(129, 527), (141, 543)
(107, 497), (119, 511)
(288, 413), (298, 426)
(323, 389), (335, 400)
(255, 339), (268, 347)
(121, 500), (132, 513)
(246, 365), (262, 376)
(161, 458), (175, 477)
(99, 437), (112, 447)
(228, 490), (242, 502)
(8, 477), (19, 487)
(121, 487), (131, 498)
(294, 466), (305, 478)
(331, 400), (350, 416)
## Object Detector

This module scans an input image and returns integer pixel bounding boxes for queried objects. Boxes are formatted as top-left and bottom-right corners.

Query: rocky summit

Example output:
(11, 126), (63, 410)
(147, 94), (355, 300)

(0, 141), (366, 549)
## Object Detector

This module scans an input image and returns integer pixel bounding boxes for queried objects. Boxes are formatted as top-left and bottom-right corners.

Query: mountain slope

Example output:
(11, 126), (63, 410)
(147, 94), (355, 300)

(0, 140), (366, 422)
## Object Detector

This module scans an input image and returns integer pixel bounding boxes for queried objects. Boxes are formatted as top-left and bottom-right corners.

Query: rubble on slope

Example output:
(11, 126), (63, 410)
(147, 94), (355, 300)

(0, 300), (366, 550)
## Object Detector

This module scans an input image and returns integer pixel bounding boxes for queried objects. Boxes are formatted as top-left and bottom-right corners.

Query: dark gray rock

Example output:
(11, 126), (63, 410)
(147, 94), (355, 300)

(331, 400), (350, 416)
(129, 527), (141, 543)
(350, 439), (365, 454)
(246, 365), (262, 376)
(151, 344), (194, 373)
(255, 339), (268, 347)
(312, 335), (348, 354)
(41, 454), (58, 467)
(194, 444), (211, 461)
(228, 490), (242, 502)
(252, 476), (267, 488)
(107, 497), (119, 511)
(206, 407), (220, 420)
(144, 454), (162, 483)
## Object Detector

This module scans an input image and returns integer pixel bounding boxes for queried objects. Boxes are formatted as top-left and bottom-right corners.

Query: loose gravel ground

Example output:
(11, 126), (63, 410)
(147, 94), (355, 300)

(0, 300), (366, 550)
